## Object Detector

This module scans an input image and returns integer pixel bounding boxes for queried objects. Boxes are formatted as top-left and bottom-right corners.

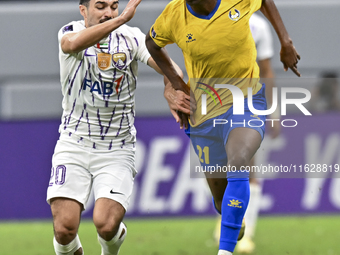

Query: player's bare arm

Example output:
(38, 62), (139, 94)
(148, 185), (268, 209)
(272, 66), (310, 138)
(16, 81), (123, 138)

(61, 0), (142, 54)
(145, 33), (190, 95)
(147, 56), (194, 127)
(146, 33), (194, 128)
(261, 0), (301, 77)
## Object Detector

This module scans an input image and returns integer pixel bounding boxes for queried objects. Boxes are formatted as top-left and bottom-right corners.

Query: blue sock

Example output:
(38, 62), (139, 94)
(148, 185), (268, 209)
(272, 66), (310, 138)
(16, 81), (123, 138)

(219, 171), (250, 252)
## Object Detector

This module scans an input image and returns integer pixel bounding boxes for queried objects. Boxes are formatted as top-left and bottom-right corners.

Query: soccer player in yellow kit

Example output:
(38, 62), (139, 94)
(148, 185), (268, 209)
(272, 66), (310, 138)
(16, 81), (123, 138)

(146, 0), (300, 254)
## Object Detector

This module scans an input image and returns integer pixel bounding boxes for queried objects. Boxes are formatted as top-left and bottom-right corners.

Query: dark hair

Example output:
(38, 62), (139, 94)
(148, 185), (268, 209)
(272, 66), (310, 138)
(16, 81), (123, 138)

(79, 0), (90, 6)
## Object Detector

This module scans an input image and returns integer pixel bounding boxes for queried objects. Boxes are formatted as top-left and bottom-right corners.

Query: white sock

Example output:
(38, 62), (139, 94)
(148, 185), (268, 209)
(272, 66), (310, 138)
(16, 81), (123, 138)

(53, 235), (83, 255)
(244, 183), (262, 239)
(217, 250), (232, 255)
(98, 222), (127, 255)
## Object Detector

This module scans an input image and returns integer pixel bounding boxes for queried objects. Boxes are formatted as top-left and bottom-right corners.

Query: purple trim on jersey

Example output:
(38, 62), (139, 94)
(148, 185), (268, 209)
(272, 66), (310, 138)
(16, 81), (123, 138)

(116, 33), (120, 52)
(64, 99), (77, 130)
(121, 139), (125, 149)
(105, 68), (117, 107)
(129, 64), (137, 89)
(134, 37), (139, 47)
(96, 108), (105, 140)
(115, 104), (126, 138)
(117, 71), (125, 102)
(68, 60), (83, 96)
(88, 68), (95, 105)
(93, 142), (96, 149)
(84, 48), (95, 57)
(79, 64), (90, 96)
(63, 24), (73, 33)
(75, 107), (85, 132)
(131, 106), (135, 119)
(109, 140), (113, 150)
(121, 33), (132, 60)
(63, 116), (68, 130)
(105, 106), (116, 136)
(123, 66), (132, 98)
(98, 72), (106, 102)
(108, 33), (112, 52)
(86, 111), (91, 138)
(67, 99), (77, 124)
(125, 112), (131, 135)
(69, 132), (72, 136)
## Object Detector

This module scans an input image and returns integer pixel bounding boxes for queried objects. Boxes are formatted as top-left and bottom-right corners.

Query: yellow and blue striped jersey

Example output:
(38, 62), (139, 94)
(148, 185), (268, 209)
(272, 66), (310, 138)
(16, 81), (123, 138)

(150, 0), (264, 125)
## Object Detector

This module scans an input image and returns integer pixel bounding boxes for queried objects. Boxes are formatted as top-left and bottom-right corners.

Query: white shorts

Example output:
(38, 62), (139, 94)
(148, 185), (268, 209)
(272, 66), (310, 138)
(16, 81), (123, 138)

(46, 133), (136, 211)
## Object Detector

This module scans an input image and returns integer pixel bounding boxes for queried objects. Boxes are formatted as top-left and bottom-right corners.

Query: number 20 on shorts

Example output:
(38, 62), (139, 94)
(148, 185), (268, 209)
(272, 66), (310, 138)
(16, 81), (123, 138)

(49, 165), (66, 186)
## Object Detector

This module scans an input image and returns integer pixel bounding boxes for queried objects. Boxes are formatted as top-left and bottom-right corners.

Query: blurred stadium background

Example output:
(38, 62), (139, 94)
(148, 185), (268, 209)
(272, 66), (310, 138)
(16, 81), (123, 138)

(0, 0), (340, 254)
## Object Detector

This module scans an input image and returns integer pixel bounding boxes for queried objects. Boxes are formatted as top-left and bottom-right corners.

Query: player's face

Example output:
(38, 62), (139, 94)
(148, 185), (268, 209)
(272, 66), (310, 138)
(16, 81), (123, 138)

(80, 0), (119, 28)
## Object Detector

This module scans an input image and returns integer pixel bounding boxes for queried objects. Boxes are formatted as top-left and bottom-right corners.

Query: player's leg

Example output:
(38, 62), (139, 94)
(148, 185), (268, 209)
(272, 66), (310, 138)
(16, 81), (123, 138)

(236, 157), (261, 254)
(94, 198), (127, 255)
(218, 127), (262, 254)
(206, 177), (228, 214)
(50, 198), (83, 255)
(92, 148), (135, 255)
(206, 176), (228, 245)
(47, 137), (93, 255)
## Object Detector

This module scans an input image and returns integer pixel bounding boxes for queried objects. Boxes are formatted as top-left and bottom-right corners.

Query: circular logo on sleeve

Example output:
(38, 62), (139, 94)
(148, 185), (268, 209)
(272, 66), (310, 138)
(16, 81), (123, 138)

(229, 9), (240, 21)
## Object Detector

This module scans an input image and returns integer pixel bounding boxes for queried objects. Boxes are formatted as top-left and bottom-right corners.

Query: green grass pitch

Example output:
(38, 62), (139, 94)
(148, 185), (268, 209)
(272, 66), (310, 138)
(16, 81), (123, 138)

(0, 215), (339, 255)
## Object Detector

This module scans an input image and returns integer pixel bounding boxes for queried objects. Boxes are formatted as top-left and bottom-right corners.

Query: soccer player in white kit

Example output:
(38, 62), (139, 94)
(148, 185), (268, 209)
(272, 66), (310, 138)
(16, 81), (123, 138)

(46, 1), (188, 255)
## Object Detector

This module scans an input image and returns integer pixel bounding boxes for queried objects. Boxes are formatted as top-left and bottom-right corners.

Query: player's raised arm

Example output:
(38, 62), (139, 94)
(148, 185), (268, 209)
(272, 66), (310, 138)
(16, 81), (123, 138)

(61, 0), (142, 54)
(261, 0), (301, 77)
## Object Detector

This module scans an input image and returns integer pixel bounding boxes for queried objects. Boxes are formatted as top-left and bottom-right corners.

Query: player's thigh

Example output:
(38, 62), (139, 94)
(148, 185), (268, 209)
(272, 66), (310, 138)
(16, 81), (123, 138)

(224, 89), (266, 168)
(92, 148), (135, 214)
(190, 134), (228, 202)
(47, 140), (93, 210)
(225, 127), (262, 168)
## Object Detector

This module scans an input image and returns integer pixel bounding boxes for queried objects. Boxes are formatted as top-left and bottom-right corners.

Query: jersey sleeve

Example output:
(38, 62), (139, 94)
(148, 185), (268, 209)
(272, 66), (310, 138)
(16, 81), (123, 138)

(149, 4), (175, 48)
(58, 21), (85, 56)
(249, 0), (262, 15)
(132, 27), (151, 65)
(256, 19), (274, 60)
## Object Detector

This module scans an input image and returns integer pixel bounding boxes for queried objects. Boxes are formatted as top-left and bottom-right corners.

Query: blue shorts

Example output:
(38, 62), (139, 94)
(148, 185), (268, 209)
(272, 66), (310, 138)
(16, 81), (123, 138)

(185, 84), (267, 167)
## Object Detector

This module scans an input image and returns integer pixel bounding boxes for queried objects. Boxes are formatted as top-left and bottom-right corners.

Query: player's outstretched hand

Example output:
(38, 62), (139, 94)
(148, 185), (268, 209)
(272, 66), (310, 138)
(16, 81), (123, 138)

(119, 0), (142, 23)
(164, 83), (196, 129)
(164, 83), (195, 113)
(280, 39), (301, 77)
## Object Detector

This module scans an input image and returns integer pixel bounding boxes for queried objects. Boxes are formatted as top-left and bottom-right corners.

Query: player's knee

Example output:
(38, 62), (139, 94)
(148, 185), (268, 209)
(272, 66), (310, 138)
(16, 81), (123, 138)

(227, 153), (249, 170)
(53, 222), (78, 245)
(94, 216), (121, 241)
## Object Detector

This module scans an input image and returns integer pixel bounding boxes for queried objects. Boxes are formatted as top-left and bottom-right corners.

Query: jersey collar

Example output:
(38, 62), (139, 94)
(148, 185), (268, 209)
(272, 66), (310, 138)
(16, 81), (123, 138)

(186, 0), (221, 20)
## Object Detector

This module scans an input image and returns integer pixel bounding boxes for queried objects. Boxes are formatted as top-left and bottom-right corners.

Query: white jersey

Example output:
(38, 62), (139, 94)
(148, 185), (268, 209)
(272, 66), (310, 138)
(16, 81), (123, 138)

(250, 13), (274, 61)
(58, 20), (150, 150)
